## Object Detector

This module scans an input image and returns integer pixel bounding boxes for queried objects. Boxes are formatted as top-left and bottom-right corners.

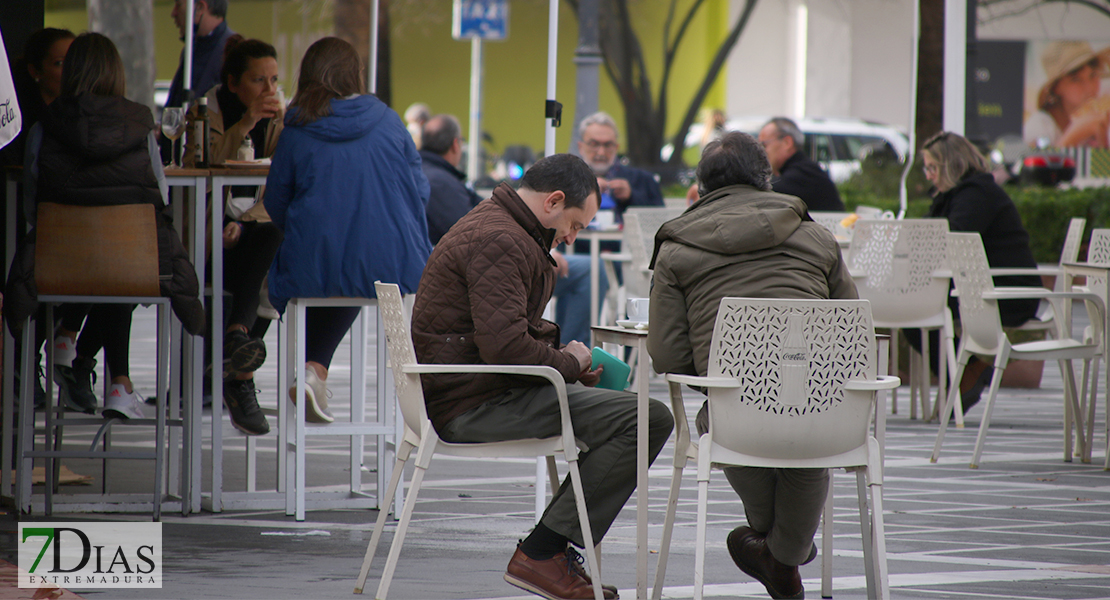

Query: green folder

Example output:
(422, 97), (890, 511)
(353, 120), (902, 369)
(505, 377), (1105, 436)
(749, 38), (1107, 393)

(591, 347), (631, 391)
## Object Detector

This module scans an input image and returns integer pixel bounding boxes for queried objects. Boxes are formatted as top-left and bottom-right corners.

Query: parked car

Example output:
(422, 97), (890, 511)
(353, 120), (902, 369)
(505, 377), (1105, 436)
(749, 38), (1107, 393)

(989, 134), (1077, 187)
(665, 116), (910, 183)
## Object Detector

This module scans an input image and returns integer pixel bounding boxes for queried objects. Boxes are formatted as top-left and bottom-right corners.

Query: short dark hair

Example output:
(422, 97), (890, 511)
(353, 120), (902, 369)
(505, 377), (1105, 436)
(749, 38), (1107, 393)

(221, 36), (277, 89)
(421, 114), (461, 156)
(520, 154), (600, 210)
(696, 131), (773, 193)
(766, 116), (804, 148)
(203, 0), (228, 18)
(61, 32), (125, 98)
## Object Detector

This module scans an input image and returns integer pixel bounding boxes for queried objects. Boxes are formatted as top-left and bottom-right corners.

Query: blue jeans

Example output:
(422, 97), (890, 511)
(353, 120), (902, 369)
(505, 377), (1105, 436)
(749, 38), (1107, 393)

(554, 254), (609, 345)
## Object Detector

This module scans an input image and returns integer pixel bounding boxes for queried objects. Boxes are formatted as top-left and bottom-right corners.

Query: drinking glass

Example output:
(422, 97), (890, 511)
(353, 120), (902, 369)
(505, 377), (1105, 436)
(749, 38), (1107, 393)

(160, 107), (186, 168)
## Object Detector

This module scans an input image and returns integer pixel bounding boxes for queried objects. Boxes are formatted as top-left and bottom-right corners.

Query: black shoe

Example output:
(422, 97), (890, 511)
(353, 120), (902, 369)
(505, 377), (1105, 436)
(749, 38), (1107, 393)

(224, 377), (270, 436)
(961, 366), (993, 415)
(727, 526), (805, 599)
(223, 330), (266, 380)
(55, 356), (98, 414)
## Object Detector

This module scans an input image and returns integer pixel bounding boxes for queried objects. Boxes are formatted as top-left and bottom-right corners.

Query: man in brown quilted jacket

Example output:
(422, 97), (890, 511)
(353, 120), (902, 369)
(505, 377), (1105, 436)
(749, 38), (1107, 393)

(412, 154), (674, 600)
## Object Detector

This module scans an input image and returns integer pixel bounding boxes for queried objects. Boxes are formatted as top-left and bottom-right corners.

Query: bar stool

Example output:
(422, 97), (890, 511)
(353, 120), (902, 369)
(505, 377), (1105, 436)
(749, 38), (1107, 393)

(15, 203), (186, 520)
(280, 296), (398, 521)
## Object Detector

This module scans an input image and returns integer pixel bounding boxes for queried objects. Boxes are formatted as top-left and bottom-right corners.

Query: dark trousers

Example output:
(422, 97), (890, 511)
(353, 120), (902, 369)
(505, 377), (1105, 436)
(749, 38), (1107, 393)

(440, 383), (674, 547)
(223, 221), (282, 331)
(60, 304), (135, 378)
(305, 306), (361, 369)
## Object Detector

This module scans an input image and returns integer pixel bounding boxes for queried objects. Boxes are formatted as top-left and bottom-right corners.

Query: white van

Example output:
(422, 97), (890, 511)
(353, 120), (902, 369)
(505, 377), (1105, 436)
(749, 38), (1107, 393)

(671, 116), (909, 183)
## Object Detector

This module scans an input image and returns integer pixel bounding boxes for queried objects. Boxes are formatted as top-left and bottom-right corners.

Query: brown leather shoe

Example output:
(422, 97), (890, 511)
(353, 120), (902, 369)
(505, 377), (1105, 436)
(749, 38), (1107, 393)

(726, 526), (804, 599)
(505, 546), (608, 599)
(564, 546), (619, 598)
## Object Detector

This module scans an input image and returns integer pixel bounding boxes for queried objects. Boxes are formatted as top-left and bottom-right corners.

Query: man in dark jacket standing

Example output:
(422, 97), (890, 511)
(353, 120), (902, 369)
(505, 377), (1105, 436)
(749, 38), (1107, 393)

(419, 114), (481, 244)
(412, 154), (673, 600)
(649, 132), (856, 600)
(758, 117), (845, 212)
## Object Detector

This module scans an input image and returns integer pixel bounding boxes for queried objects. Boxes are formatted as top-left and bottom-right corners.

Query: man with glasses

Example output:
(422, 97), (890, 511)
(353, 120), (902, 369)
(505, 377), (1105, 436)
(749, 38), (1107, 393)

(757, 117), (844, 212)
(576, 111), (663, 220)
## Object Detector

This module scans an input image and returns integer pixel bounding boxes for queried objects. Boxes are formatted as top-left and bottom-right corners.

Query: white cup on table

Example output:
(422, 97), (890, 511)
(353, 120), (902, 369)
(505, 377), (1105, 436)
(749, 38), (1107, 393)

(626, 298), (650, 323)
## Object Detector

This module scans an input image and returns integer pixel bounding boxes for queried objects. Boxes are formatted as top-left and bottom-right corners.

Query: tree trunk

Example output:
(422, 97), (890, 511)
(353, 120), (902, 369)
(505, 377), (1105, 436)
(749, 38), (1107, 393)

(916, 0), (945, 150)
(335, 0), (391, 107)
(88, 0), (155, 112)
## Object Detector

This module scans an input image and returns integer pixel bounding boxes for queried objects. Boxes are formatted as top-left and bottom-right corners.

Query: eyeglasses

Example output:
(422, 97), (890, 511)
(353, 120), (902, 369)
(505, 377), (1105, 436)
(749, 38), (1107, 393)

(583, 139), (618, 151)
(760, 136), (785, 149)
(922, 164), (939, 176)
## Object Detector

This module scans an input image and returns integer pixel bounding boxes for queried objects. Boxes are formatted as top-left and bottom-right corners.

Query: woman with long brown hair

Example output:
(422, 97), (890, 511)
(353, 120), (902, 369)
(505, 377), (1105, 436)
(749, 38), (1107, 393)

(264, 37), (430, 423)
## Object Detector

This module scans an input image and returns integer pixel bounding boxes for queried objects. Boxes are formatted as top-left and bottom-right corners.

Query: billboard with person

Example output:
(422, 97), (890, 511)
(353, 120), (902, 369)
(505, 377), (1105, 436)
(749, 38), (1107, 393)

(1024, 39), (1110, 148)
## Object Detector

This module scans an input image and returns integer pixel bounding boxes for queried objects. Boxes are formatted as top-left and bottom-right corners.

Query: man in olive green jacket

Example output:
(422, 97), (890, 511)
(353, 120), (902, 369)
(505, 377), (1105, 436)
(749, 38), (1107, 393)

(647, 131), (856, 600)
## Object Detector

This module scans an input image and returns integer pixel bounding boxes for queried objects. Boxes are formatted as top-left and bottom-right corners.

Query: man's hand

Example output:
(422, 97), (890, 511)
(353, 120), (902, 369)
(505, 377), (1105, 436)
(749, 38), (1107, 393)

(579, 364), (604, 387)
(222, 222), (242, 249)
(606, 177), (632, 201)
(551, 250), (570, 278)
(564, 340), (593, 373)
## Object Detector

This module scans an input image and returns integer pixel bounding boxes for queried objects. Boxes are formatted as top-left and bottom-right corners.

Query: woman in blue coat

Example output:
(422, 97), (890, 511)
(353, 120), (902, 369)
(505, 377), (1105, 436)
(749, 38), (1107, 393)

(265, 37), (431, 423)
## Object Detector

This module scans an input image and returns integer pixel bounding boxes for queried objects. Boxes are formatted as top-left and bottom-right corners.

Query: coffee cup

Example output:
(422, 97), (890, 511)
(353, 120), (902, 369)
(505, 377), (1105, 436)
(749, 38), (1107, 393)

(626, 298), (650, 323)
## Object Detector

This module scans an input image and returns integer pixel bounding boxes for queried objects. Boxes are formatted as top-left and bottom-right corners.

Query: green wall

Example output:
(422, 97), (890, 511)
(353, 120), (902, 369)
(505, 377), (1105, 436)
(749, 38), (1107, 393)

(47, 0), (728, 164)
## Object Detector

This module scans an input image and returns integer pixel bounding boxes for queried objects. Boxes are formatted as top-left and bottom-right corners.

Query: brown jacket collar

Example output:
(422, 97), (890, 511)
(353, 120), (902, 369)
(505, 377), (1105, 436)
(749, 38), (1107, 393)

(491, 182), (558, 267)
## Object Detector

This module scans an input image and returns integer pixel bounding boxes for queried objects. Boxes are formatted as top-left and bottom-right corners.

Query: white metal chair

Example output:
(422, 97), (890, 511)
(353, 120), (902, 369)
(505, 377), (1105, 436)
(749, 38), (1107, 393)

(808, 211), (855, 243)
(353, 282), (604, 600)
(622, 207), (685, 300)
(653, 297), (899, 600)
(1062, 228), (1110, 467)
(16, 203), (183, 520)
(847, 218), (955, 424)
(931, 232), (1104, 468)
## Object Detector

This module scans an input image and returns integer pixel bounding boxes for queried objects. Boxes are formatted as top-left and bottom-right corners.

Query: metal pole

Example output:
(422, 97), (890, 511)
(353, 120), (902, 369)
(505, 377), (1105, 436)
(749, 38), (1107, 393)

(943, 0), (967, 135)
(183, 0), (194, 100)
(467, 38), (483, 183)
(369, 0), (379, 94)
(570, 0), (601, 153)
(899, 0), (922, 219)
(544, 0), (558, 156)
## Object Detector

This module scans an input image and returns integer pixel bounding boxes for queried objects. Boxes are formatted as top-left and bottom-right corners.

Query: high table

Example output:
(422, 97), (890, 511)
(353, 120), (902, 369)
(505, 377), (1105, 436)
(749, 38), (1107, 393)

(590, 324), (650, 599)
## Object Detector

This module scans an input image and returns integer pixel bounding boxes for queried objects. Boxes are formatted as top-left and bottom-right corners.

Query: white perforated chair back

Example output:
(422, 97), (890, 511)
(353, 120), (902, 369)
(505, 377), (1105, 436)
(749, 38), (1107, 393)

(623, 207), (685, 298)
(809, 211), (854, 241)
(1061, 218), (1087, 264)
(947, 233), (1005, 353)
(848, 219), (949, 326)
(375, 282), (427, 438)
(705, 298), (877, 462)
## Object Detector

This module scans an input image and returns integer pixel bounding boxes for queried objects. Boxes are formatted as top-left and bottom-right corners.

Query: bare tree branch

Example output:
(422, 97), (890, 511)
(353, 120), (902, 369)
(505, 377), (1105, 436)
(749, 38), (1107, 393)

(666, 0), (758, 167)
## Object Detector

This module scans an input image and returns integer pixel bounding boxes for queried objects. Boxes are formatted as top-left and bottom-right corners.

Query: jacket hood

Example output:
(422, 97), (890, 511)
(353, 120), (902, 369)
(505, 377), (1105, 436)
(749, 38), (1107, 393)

(650, 184), (806, 268)
(285, 94), (389, 142)
(42, 94), (154, 160)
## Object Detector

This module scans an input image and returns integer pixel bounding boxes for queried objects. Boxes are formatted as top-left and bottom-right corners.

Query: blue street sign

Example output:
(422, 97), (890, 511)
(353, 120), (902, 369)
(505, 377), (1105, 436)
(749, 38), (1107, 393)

(452, 0), (509, 41)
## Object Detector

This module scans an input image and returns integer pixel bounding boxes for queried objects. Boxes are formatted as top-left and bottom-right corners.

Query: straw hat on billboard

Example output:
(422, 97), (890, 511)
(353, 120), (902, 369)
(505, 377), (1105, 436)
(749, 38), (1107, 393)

(1037, 40), (1110, 111)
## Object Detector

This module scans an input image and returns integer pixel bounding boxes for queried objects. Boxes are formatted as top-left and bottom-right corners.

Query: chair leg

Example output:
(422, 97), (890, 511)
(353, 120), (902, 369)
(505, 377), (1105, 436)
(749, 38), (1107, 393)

(652, 464), (685, 600)
(820, 479), (833, 599)
(889, 331), (899, 415)
(17, 317), (35, 513)
(970, 364), (1007, 469)
(1058, 359), (1087, 463)
(1083, 359), (1099, 464)
(867, 476), (890, 600)
(693, 476), (710, 600)
(565, 458), (604, 600)
(354, 441), (413, 594)
(546, 455), (559, 494)
(931, 349), (970, 463)
(855, 469), (876, 600)
(376, 440), (436, 600)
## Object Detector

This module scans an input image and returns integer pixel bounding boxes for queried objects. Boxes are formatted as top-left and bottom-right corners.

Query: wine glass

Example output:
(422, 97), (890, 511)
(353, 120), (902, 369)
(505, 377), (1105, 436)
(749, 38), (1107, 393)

(160, 107), (186, 168)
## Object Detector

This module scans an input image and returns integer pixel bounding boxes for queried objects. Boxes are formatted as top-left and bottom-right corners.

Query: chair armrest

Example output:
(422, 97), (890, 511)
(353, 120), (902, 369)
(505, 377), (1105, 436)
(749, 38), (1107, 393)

(989, 266), (1060, 278)
(1063, 262), (1110, 278)
(401, 363), (579, 454)
(982, 289), (1097, 302)
(664, 374), (741, 388)
(844, 375), (901, 391)
(600, 252), (632, 263)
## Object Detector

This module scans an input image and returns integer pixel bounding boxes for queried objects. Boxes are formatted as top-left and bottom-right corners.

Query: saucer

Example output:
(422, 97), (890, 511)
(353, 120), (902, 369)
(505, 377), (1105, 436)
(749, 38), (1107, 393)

(616, 320), (648, 330)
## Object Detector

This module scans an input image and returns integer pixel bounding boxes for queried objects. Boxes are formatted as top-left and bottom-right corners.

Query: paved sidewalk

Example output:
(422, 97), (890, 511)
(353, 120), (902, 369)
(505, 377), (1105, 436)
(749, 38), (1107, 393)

(3, 305), (1110, 599)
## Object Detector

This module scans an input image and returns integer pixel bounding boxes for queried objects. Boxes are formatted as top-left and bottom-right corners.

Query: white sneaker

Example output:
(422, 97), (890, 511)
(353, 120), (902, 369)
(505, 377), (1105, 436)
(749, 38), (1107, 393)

(102, 384), (145, 420)
(289, 366), (334, 423)
(52, 335), (77, 367)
